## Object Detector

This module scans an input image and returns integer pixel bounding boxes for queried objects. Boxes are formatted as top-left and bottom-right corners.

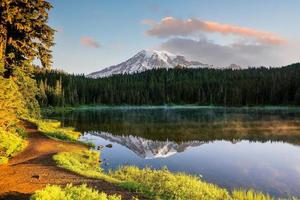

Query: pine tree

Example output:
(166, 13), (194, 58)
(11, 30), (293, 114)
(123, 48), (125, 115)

(38, 80), (47, 106)
(0, 0), (55, 78)
(295, 88), (300, 105)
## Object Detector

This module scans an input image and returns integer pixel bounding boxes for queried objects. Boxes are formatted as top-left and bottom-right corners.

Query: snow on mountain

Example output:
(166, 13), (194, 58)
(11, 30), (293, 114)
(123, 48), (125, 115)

(83, 131), (205, 159)
(226, 64), (242, 70)
(87, 50), (213, 78)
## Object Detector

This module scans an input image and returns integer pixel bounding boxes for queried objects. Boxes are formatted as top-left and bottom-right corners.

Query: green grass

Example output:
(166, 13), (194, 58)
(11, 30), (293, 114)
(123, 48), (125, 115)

(110, 166), (231, 200)
(0, 127), (27, 164)
(41, 106), (76, 116)
(30, 184), (122, 200)
(111, 166), (300, 200)
(53, 150), (297, 200)
(53, 150), (119, 183)
(231, 190), (277, 200)
(26, 118), (81, 142)
(37, 120), (80, 141)
(25, 118), (95, 148)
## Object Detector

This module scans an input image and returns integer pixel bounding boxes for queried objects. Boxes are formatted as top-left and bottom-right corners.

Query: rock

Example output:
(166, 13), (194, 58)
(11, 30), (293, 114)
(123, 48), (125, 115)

(97, 145), (104, 150)
(105, 144), (113, 148)
(32, 175), (40, 179)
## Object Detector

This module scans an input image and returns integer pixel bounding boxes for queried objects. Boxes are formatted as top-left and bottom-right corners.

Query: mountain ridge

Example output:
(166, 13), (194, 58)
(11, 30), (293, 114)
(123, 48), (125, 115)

(87, 50), (213, 78)
(85, 131), (205, 159)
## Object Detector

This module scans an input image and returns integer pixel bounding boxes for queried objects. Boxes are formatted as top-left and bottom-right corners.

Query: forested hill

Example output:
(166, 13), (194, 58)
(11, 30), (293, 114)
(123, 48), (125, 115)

(35, 63), (300, 106)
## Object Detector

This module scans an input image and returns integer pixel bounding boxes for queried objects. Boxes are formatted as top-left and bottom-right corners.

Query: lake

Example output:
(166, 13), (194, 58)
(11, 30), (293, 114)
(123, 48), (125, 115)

(47, 106), (300, 198)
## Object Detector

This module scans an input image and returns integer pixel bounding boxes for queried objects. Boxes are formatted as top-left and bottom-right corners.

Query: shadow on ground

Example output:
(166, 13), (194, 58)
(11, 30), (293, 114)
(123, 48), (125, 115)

(0, 192), (31, 200)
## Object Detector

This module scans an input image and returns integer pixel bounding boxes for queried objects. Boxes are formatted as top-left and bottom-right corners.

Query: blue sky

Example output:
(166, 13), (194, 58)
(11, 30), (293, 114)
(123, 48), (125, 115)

(48, 0), (300, 74)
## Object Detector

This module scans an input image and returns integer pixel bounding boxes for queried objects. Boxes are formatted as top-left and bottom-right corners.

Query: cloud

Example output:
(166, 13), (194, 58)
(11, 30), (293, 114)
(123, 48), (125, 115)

(160, 37), (298, 67)
(80, 37), (101, 48)
(145, 17), (286, 45)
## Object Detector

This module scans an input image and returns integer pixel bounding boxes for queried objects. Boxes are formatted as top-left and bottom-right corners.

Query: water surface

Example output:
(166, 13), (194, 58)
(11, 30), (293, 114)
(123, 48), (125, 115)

(47, 106), (300, 198)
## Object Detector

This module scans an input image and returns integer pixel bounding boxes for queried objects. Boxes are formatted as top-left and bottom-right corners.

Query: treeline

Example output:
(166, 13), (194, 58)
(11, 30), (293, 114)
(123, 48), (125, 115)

(35, 63), (300, 106)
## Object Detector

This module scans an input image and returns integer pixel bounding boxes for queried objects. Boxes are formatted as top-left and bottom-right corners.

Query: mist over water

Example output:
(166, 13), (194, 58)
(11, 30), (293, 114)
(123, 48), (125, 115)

(47, 106), (300, 198)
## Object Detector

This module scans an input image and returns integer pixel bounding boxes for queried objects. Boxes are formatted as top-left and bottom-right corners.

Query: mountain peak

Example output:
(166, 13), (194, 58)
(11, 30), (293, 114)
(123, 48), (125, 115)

(87, 132), (205, 159)
(227, 63), (242, 70)
(87, 50), (211, 78)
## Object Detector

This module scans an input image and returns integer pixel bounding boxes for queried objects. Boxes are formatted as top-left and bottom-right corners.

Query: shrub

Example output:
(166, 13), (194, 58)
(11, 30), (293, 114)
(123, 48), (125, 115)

(0, 127), (27, 164)
(0, 156), (8, 165)
(30, 184), (121, 200)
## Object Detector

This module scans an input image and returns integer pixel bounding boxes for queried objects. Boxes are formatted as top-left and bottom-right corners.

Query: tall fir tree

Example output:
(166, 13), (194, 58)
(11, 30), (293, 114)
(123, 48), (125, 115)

(0, 0), (55, 78)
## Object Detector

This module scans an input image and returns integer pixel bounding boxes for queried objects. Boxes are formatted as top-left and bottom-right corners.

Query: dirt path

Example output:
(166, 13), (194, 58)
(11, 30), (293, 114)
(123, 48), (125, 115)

(0, 122), (144, 200)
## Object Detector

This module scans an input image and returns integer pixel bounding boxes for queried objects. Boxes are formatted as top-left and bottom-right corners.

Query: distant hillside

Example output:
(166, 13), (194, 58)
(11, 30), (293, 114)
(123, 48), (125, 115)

(35, 63), (300, 106)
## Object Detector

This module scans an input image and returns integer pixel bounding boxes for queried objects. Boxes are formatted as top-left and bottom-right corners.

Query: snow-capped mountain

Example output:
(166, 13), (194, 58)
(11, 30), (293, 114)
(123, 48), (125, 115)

(226, 64), (242, 70)
(82, 132), (205, 159)
(87, 50), (213, 78)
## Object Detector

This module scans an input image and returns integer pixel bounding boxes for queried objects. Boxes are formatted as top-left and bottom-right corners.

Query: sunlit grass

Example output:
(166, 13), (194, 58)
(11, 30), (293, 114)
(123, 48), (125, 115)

(53, 150), (297, 200)
(30, 184), (122, 200)
(53, 150), (119, 183)
(231, 190), (274, 200)
(110, 166), (231, 200)
(26, 118), (82, 142)
(37, 120), (80, 141)
(26, 118), (95, 148)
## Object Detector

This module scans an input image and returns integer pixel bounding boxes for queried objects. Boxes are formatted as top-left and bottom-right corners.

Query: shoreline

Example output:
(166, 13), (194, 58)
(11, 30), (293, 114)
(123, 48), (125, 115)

(42, 105), (300, 116)
(0, 121), (145, 200)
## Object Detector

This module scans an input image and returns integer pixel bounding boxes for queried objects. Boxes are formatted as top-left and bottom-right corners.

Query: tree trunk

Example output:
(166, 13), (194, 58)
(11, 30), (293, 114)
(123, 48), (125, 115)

(0, 24), (7, 76)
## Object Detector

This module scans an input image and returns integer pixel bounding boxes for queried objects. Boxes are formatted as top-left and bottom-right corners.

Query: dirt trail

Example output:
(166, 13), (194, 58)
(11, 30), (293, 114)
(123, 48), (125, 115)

(0, 122), (144, 200)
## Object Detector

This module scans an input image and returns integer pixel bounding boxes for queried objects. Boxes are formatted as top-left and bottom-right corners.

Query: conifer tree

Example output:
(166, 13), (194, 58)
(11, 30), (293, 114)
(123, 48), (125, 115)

(0, 0), (55, 78)
(38, 80), (47, 105)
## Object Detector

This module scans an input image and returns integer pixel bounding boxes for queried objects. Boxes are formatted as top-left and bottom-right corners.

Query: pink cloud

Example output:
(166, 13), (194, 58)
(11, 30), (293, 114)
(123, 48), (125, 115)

(80, 36), (100, 48)
(144, 17), (286, 45)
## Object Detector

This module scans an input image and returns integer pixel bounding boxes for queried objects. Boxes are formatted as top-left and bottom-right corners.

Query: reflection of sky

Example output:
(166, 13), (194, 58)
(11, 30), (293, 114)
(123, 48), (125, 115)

(80, 134), (300, 198)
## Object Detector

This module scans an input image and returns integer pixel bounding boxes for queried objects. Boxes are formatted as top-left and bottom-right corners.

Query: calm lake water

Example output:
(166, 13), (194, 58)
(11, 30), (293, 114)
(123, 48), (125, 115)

(47, 106), (300, 198)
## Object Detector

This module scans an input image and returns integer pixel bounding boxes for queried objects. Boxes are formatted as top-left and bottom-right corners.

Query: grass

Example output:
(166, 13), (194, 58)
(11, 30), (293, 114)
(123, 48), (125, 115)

(41, 106), (76, 116)
(36, 120), (80, 142)
(53, 150), (297, 200)
(25, 118), (95, 148)
(53, 150), (119, 183)
(112, 167), (299, 200)
(231, 190), (280, 200)
(110, 166), (231, 200)
(30, 184), (122, 200)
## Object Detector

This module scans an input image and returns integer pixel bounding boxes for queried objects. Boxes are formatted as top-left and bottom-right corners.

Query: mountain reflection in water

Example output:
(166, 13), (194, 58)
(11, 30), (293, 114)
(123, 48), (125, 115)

(47, 106), (300, 198)
(81, 131), (206, 159)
